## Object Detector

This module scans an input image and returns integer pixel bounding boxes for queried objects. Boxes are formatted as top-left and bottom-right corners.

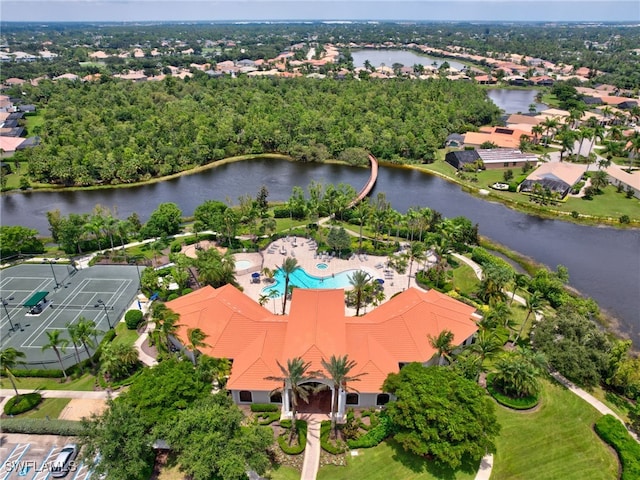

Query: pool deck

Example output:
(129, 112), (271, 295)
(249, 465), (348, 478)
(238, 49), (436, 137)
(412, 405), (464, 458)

(233, 236), (431, 315)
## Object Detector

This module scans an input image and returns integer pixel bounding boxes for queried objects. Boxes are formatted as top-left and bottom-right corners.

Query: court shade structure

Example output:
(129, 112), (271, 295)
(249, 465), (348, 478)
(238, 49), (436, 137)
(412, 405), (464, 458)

(22, 291), (49, 307)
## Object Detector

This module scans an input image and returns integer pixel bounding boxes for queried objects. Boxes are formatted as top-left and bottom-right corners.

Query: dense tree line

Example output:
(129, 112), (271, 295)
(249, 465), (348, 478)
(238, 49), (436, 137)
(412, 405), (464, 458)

(17, 76), (500, 186)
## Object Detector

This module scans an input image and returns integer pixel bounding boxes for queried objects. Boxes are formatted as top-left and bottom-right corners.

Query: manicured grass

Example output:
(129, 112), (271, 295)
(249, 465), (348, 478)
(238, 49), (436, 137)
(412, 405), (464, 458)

(268, 465), (301, 480)
(274, 217), (310, 232)
(317, 439), (477, 480)
(491, 379), (618, 480)
(452, 264), (480, 295)
(0, 373), (97, 391)
(15, 398), (71, 419)
(562, 185), (639, 219)
(112, 321), (140, 348)
(24, 113), (44, 133)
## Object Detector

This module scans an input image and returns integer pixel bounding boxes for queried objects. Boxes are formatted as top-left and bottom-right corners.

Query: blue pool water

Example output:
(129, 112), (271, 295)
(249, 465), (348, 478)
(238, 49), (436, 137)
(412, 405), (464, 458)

(262, 268), (361, 297)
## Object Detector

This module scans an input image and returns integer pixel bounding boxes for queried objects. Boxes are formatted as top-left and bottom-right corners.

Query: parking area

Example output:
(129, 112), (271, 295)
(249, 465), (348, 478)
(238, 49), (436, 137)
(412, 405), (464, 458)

(0, 434), (96, 480)
(0, 264), (140, 370)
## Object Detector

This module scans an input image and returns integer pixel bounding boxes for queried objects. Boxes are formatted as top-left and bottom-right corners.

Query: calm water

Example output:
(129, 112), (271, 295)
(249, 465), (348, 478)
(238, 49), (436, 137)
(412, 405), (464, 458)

(351, 49), (466, 71)
(487, 88), (547, 114)
(1, 159), (638, 344)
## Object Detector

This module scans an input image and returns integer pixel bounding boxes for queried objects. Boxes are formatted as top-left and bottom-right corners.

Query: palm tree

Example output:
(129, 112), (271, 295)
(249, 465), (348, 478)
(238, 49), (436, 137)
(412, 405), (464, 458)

(186, 327), (210, 366)
(428, 329), (455, 366)
(624, 131), (640, 171)
(76, 317), (99, 366)
(471, 328), (507, 364)
(531, 124), (544, 144)
(265, 358), (321, 444)
(279, 257), (300, 315)
(493, 347), (547, 398)
(150, 306), (182, 354)
(510, 273), (529, 305)
(558, 128), (577, 162)
(321, 354), (367, 438)
(514, 291), (542, 342)
(590, 170), (609, 192)
(405, 242), (426, 289)
(348, 270), (372, 316)
(541, 117), (558, 147)
(42, 330), (69, 379)
(66, 322), (83, 364)
(351, 199), (371, 253)
(1, 347), (26, 396)
(100, 343), (139, 383)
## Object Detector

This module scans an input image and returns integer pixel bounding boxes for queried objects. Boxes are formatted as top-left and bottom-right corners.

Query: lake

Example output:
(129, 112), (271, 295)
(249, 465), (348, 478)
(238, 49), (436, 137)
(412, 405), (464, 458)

(487, 88), (547, 114)
(351, 49), (466, 71)
(1, 158), (638, 345)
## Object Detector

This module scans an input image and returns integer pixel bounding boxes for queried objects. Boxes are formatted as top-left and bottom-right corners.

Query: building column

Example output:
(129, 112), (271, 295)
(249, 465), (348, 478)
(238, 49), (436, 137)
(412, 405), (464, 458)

(282, 388), (292, 419)
(336, 388), (346, 420)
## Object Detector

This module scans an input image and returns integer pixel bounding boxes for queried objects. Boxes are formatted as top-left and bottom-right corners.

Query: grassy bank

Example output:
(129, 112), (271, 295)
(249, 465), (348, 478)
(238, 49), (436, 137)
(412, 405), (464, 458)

(491, 379), (618, 480)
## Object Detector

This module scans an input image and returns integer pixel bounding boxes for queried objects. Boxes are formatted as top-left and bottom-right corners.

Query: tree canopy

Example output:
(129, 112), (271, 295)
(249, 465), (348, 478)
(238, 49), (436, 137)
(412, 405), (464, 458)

(19, 76), (500, 186)
(382, 363), (500, 469)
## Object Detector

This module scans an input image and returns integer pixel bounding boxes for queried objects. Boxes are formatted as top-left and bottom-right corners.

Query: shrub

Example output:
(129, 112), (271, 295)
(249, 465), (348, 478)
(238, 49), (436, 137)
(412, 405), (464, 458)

(170, 241), (182, 253)
(619, 215), (630, 224)
(571, 210), (580, 218)
(4, 393), (42, 415)
(1, 418), (84, 436)
(166, 293), (179, 301)
(320, 421), (347, 454)
(347, 412), (393, 449)
(257, 412), (280, 425)
(11, 369), (64, 378)
(125, 309), (144, 330)
(181, 288), (193, 296)
(277, 420), (307, 455)
(486, 374), (539, 410)
(594, 415), (640, 480)
(250, 403), (280, 413)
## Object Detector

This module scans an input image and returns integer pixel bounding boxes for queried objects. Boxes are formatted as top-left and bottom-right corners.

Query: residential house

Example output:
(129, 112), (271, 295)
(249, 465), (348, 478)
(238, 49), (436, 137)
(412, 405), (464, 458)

(604, 165), (640, 199)
(166, 285), (479, 417)
(445, 133), (465, 148)
(445, 149), (481, 170)
(519, 162), (587, 198)
(463, 126), (531, 149)
(476, 148), (538, 170)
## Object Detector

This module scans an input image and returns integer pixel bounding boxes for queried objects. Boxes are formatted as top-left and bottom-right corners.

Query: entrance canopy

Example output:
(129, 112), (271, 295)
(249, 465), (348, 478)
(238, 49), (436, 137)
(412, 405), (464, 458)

(23, 291), (49, 307)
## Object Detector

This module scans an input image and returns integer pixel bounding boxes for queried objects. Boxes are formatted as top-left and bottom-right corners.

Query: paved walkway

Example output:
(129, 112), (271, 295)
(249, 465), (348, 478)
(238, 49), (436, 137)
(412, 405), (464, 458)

(299, 414), (325, 480)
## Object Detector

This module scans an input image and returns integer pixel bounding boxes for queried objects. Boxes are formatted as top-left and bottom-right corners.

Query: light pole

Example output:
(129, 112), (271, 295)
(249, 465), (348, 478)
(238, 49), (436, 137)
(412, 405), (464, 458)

(49, 261), (60, 289)
(1, 296), (16, 332)
(130, 258), (142, 290)
(94, 299), (113, 330)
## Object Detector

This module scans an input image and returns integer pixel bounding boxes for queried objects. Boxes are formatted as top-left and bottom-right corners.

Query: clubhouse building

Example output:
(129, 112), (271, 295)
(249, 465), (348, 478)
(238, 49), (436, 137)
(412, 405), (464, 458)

(167, 284), (479, 418)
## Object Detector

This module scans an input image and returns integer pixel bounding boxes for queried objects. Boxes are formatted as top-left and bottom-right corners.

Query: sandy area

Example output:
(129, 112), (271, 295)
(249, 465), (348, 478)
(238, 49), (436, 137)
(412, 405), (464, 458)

(58, 398), (108, 420)
(181, 240), (227, 258)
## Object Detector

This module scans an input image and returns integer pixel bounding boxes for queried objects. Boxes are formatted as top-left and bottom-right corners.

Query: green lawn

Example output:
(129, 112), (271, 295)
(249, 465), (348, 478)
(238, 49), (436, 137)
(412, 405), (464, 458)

(112, 322), (140, 348)
(317, 439), (477, 480)
(24, 113), (44, 134)
(491, 379), (618, 480)
(452, 264), (480, 295)
(15, 397), (71, 419)
(562, 185), (639, 219)
(589, 386), (632, 424)
(267, 465), (301, 480)
(0, 373), (97, 391)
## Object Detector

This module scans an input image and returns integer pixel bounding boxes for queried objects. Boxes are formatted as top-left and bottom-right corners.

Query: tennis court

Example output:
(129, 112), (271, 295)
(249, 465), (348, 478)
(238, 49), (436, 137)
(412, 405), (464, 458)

(0, 263), (140, 370)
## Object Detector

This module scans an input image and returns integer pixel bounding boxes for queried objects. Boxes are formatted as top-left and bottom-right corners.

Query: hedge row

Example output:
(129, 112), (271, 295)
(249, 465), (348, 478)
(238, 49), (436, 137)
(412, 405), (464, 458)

(1, 418), (84, 436)
(250, 403), (280, 413)
(347, 413), (393, 449)
(471, 247), (514, 271)
(257, 412), (280, 425)
(594, 415), (640, 480)
(4, 392), (42, 415)
(320, 421), (347, 454)
(277, 420), (307, 455)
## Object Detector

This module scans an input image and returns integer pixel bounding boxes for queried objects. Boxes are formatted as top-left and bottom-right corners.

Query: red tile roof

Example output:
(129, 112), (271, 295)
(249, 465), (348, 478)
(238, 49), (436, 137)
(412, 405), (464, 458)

(168, 285), (478, 393)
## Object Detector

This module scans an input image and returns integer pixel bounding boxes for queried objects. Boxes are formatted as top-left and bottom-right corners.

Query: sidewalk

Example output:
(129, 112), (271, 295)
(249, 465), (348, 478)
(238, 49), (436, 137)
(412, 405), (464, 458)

(299, 414), (324, 480)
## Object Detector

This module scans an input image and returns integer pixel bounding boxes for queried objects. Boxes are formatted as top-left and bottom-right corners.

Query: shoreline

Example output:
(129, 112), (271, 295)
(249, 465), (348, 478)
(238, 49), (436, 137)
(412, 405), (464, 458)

(3, 153), (636, 229)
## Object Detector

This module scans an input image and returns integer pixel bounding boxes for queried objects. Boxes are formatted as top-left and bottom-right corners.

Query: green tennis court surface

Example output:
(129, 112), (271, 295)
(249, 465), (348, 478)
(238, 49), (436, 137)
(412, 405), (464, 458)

(1, 263), (140, 370)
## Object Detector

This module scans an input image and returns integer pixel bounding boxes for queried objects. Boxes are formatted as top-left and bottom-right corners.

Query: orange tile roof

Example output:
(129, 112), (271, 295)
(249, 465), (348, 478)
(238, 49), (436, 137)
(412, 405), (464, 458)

(464, 126), (531, 149)
(167, 285), (478, 393)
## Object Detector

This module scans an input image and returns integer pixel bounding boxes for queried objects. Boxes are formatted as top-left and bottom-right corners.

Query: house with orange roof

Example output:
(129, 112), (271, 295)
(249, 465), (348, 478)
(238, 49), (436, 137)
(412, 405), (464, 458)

(166, 285), (478, 417)
(463, 126), (531, 149)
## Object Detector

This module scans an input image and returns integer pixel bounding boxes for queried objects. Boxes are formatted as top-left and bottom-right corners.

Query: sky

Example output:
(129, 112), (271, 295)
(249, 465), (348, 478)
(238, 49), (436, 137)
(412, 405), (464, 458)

(1, 0), (639, 23)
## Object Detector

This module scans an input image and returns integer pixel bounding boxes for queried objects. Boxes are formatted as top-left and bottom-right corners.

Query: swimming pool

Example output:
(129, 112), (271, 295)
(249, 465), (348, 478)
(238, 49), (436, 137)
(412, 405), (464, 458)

(235, 260), (252, 270)
(261, 268), (361, 297)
